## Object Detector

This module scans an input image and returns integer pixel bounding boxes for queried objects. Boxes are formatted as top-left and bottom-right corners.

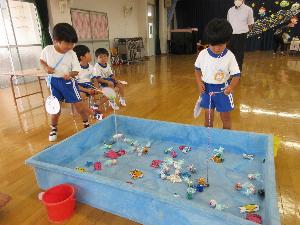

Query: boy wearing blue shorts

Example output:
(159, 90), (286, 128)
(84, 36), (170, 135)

(40, 23), (90, 142)
(194, 18), (240, 129)
(92, 48), (126, 108)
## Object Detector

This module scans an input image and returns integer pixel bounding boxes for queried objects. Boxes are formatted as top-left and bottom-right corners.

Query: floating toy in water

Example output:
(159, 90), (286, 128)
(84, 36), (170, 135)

(209, 200), (217, 208)
(123, 138), (133, 144)
(186, 187), (196, 200)
(105, 150), (120, 159)
(160, 171), (167, 180)
(130, 141), (139, 146)
(75, 167), (87, 172)
(104, 144), (113, 149)
(104, 159), (117, 167)
(146, 141), (151, 148)
(85, 161), (93, 167)
(209, 200), (228, 211)
(198, 177), (208, 187)
(130, 169), (144, 179)
(94, 162), (102, 171)
(164, 157), (174, 166)
(104, 139), (116, 145)
(179, 146), (192, 153)
(143, 146), (150, 155)
(150, 160), (162, 168)
(173, 193), (180, 198)
(167, 174), (182, 183)
(164, 147), (173, 154)
(236, 182), (256, 195)
(248, 173), (261, 181)
(211, 147), (224, 163)
(161, 163), (171, 173)
(171, 150), (177, 158)
(117, 149), (126, 156)
(182, 177), (194, 187)
(179, 172), (191, 179)
(258, 189), (265, 198)
(246, 213), (262, 224)
(187, 164), (196, 173)
(196, 184), (204, 192)
(243, 153), (254, 160)
(173, 159), (184, 170)
(239, 204), (259, 213)
(211, 155), (223, 163)
(113, 133), (124, 140)
(235, 183), (243, 191)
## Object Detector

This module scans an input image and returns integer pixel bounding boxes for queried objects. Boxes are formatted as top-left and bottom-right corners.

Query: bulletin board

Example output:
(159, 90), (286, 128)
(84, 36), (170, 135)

(70, 9), (110, 63)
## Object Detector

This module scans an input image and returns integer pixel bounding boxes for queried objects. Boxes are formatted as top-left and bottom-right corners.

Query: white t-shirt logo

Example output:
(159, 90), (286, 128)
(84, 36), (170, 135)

(214, 70), (225, 82)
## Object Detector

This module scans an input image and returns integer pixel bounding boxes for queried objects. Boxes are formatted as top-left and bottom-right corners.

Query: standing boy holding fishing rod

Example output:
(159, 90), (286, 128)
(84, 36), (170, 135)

(194, 18), (240, 129)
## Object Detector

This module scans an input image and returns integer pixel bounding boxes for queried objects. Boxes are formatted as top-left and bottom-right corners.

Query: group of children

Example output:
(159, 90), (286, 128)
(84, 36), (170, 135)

(40, 23), (126, 142)
(41, 17), (241, 142)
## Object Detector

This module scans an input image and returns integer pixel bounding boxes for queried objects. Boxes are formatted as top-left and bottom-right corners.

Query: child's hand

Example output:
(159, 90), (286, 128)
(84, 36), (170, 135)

(46, 66), (54, 74)
(224, 86), (233, 95)
(89, 89), (95, 95)
(63, 73), (72, 80)
(95, 89), (102, 94)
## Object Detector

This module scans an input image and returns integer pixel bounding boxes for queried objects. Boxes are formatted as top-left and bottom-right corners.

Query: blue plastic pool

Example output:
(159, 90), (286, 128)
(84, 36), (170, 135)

(26, 115), (280, 225)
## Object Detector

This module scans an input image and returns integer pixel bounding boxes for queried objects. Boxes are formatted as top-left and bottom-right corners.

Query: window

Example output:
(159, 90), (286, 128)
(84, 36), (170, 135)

(0, 0), (42, 88)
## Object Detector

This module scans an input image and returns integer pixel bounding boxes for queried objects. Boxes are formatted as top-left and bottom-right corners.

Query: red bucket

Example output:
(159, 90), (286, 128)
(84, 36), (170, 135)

(42, 184), (76, 223)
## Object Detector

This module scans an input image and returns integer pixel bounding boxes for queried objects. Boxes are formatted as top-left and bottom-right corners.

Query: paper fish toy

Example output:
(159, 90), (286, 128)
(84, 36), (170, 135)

(239, 204), (260, 213)
(130, 169), (144, 179)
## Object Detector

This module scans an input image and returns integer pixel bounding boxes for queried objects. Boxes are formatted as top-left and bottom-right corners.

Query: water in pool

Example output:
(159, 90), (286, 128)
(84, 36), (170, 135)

(66, 134), (265, 223)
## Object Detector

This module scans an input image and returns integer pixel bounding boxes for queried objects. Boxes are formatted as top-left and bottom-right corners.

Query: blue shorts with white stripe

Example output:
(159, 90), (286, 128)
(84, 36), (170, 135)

(50, 77), (81, 103)
(200, 82), (234, 112)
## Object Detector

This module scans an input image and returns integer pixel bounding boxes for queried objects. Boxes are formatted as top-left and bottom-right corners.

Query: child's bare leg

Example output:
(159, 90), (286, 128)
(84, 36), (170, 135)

(73, 102), (89, 127)
(204, 109), (214, 127)
(98, 95), (108, 105)
(220, 112), (231, 129)
(51, 112), (60, 127)
(117, 83), (124, 98)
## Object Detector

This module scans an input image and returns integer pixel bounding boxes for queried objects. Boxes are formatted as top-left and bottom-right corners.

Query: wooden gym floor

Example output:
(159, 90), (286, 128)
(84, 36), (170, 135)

(0, 51), (299, 225)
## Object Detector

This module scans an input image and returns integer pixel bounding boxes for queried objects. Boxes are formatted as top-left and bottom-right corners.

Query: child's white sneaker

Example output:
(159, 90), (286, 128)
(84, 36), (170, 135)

(193, 95), (202, 118)
(95, 113), (104, 121)
(49, 126), (57, 142)
(119, 98), (126, 107)
(109, 101), (119, 110)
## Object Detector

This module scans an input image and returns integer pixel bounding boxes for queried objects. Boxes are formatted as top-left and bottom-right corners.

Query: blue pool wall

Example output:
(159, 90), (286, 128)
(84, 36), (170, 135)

(26, 115), (280, 225)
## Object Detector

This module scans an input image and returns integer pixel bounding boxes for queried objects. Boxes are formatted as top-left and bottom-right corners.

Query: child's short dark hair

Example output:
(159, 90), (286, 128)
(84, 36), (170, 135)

(53, 23), (78, 43)
(73, 45), (90, 61)
(95, 48), (109, 58)
(204, 18), (233, 45)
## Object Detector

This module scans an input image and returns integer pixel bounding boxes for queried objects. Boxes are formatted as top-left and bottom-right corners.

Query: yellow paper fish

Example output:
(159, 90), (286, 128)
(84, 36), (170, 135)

(130, 169), (143, 179)
(198, 177), (208, 186)
(239, 204), (259, 213)
(75, 167), (87, 172)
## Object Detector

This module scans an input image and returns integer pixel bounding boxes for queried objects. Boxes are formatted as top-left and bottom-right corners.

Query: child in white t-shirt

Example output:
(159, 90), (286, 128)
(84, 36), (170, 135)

(73, 45), (114, 111)
(40, 23), (90, 142)
(194, 18), (240, 129)
(92, 48), (126, 107)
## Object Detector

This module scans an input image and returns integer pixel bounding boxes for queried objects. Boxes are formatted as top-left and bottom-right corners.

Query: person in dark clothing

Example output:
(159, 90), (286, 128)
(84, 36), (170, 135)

(273, 19), (297, 54)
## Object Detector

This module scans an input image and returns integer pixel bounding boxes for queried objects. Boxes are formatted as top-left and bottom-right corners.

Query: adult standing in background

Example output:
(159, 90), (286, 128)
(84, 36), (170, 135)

(227, 0), (254, 72)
